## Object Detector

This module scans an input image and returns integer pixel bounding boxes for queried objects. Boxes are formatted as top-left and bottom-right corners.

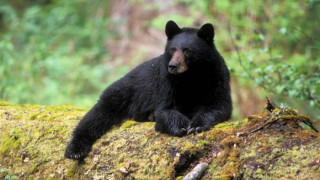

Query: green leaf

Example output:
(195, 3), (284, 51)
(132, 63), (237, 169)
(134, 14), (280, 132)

(279, 27), (287, 34)
(258, 34), (265, 40)
(288, 90), (298, 97)
(259, 65), (266, 71)
(310, 100), (318, 108)
(276, 85), (286, 94)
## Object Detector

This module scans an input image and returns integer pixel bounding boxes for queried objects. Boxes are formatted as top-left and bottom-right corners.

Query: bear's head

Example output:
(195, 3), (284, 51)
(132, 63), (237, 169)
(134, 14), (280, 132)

(164, 20), (215, 75)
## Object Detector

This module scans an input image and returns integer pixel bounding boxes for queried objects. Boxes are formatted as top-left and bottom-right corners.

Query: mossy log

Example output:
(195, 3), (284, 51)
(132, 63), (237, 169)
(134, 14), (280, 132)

(0, 101), (319, 179)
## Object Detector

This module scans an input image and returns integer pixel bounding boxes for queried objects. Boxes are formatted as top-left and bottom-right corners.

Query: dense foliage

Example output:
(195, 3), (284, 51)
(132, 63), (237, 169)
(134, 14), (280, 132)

(0, 0), (319, 118)
(0, 0), (113, 107)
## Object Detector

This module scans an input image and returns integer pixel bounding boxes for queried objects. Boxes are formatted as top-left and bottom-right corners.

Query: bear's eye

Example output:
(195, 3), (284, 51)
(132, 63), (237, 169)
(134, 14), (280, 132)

(182, 48), (192, 56)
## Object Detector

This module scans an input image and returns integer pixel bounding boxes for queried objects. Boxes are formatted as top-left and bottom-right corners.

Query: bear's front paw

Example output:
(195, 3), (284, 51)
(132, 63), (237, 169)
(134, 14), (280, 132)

(171, 126), (188, 137)
(187, 118), (211, 135)
(169, 117), (191, 137)
(65, 141), (92, 160)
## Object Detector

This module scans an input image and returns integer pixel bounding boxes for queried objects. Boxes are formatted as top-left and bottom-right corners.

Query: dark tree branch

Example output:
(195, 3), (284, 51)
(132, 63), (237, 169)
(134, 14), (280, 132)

(264, 96), (279, 112)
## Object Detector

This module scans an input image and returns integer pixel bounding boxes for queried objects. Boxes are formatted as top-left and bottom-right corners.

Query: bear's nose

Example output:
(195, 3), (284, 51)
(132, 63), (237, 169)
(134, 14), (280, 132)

(168, 61), (179, 73)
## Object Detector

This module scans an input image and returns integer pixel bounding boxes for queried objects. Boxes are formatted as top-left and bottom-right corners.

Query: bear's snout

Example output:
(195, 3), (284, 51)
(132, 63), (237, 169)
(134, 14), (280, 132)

(168, 50), (188, 74)
(168, 61), (179, 74)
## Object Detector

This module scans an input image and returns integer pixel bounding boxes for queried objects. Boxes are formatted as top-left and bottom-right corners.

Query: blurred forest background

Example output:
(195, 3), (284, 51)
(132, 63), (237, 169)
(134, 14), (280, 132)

(0, 0), (319, 121)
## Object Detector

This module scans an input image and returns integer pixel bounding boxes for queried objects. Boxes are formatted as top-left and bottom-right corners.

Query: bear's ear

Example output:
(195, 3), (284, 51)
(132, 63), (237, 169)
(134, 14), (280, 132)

(197, 23), (214, 46)
(165, 20), (182, 40)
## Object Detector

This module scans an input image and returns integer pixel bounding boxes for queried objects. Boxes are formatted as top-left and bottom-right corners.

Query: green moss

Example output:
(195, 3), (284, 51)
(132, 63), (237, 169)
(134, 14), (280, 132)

(180, 141), (194, 152)
(242, 118), (250, 123)
(12, 114), (22, 120)
(220, 146), (241, 178)
(39, 114), (48, 120)
(214, 122), (233, 129)
(244, 150), (256, 158)
(0, 101), (12, 106)
(65, 163), (77, 178)
(29, 113), (38, 120)
(214, 118), (250, 130)
(197, 140), (209, 146)
(121, 120), (138, 129)
(0, 102), (319, 179)
(286, 107), (298, 115)
(176, 176), (183, 180)
(31, 163), (39, 173)
(117, 162), (126, 169)
(0, 137), (21, 155)
(273, 108), (280, 114)
(0, 128), (26, 155)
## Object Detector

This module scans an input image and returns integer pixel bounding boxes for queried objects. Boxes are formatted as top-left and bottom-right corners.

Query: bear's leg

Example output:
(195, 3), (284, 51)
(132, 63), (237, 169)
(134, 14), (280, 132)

(154, 109), (190, 136)
(65, 102), (122, 160)
(188, 107), (231, 134)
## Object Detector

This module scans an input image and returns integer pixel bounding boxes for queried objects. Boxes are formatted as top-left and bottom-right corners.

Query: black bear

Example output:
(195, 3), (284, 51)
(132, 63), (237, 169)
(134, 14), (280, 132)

(65, 21), (232, 160)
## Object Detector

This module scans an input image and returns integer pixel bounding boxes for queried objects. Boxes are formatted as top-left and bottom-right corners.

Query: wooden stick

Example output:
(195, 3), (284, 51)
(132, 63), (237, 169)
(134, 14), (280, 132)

(182, 162), (209, 180)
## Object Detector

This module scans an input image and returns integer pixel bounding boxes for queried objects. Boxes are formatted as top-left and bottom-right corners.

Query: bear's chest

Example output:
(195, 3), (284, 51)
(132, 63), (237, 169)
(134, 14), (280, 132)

(173, 79), (214, 112)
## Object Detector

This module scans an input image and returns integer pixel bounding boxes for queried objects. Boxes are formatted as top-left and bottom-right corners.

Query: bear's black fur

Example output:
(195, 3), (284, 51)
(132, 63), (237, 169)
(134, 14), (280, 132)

(65, 21), (232, 160)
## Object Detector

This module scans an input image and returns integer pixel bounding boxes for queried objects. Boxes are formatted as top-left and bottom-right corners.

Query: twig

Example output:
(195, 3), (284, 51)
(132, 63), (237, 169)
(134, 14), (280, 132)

(182, 162), (209, 180)
(237, 115), (274, 137)
(281, 115), (319, 132)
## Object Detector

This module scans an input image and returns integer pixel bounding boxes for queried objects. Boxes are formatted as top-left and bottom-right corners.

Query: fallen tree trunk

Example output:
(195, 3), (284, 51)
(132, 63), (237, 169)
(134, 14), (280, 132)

(0, 101), (319, 179)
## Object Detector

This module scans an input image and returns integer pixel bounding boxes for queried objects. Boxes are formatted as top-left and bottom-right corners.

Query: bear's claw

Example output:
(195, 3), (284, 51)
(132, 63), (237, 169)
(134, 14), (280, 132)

(65, 141), (92, 160)
(187, 127), (203, 135)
